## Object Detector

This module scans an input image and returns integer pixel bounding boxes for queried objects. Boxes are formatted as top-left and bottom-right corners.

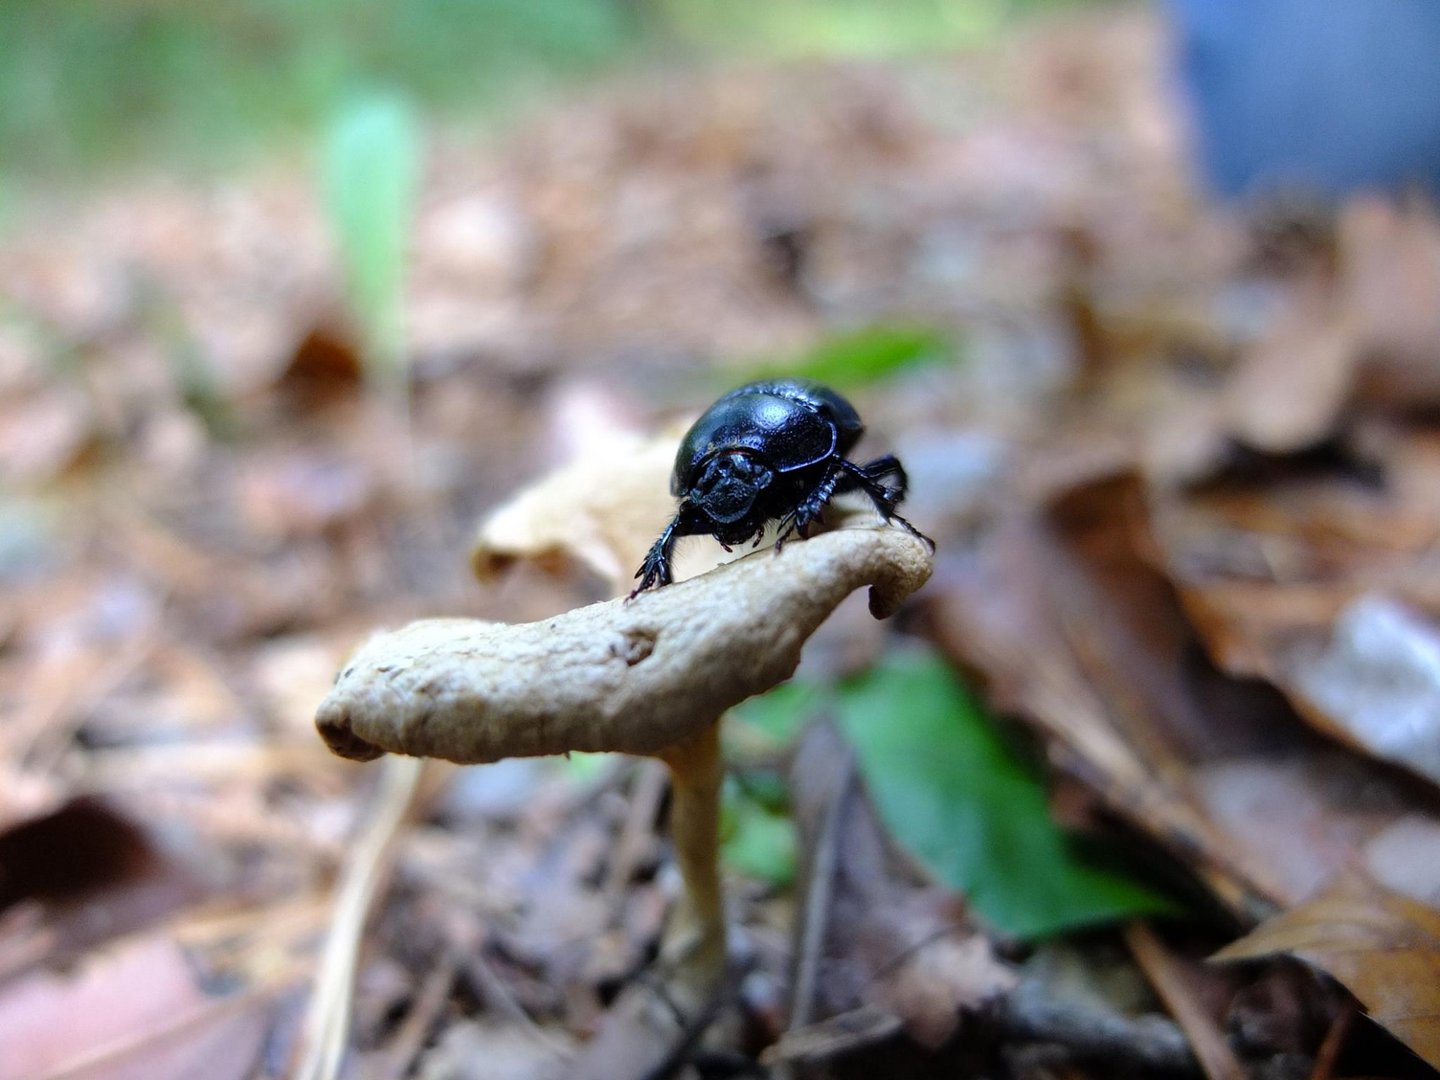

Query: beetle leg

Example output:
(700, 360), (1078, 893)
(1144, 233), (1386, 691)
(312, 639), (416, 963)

(836, 457), (934, 550)
(630, 505), (708, 598)
(773, 507), (805, 551)
(775, 464), (845, 553)
(837, 454), (908, 510)
(773, 507), (806, 552)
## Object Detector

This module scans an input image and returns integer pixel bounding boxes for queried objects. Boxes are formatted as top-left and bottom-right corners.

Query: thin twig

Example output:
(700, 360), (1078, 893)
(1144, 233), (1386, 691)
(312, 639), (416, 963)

(602, 758), (668, 900)
(1309, 998), (1357, 1080)
(1125, 921), (1245, 1080)
(464, 948), (562, 1050)
(787, 749), (848, 1033)
(365, 949), (459, 1080)
(999, 984), (1202, 1075)
(634, 959), (746, 1080)
(293, 755), (424, 1080)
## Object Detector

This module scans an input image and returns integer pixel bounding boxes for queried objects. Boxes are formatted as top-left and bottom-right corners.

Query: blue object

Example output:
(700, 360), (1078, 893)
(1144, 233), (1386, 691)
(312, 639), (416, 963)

(1166, 0), (1440, 200)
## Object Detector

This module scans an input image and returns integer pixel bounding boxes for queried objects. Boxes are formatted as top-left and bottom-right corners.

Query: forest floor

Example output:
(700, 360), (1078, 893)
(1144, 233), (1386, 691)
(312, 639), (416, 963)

(2, 7), (1440, 1079)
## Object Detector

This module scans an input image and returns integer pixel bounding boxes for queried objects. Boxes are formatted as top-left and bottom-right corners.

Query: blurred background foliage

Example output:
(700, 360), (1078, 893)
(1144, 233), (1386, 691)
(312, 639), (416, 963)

(1, 0), (1104, 189)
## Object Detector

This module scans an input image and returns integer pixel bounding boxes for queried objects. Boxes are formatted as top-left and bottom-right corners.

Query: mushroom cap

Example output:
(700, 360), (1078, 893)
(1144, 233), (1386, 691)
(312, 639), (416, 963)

(470, 427), (683, 590)
(316, 526), (933, 765)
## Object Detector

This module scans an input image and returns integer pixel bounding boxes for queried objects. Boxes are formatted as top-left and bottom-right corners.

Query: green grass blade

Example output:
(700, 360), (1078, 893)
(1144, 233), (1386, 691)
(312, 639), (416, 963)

(323, 88), (421, 385)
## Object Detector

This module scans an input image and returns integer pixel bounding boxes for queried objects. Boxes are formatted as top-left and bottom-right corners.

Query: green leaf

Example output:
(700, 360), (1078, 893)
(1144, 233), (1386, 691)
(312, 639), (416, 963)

(323, 88), (421, 379)
(742, 324), (950, 391)
(721, 778), (795, 886)
(835, 651), (1178, 939)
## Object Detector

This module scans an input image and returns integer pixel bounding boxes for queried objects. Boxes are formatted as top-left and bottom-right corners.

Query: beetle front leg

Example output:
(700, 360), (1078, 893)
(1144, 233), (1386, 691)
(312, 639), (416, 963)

(633, 518), (682, 596)
(775, 464), (845, 553)
(631, 506), (707, 598)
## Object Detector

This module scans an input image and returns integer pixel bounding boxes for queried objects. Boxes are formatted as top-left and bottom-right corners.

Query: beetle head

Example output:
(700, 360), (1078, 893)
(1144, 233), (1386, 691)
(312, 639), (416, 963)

(690, 451), (773, 524)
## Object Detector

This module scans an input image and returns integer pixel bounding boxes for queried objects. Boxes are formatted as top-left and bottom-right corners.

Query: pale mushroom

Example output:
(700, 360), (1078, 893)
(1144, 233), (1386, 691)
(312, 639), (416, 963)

(315, 524), (934, 1008)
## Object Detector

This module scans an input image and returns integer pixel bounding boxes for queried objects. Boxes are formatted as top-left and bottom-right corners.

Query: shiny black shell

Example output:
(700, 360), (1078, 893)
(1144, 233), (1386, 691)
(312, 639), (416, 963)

(671, 378), (864, 496)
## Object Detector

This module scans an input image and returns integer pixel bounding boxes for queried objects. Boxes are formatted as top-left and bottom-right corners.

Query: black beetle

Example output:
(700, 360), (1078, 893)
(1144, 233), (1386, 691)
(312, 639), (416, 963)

(631, 378), (932, 595)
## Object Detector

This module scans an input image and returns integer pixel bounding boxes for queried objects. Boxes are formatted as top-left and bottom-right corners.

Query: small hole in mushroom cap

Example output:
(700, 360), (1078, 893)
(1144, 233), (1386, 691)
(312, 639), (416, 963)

(616, 628), (657, 666)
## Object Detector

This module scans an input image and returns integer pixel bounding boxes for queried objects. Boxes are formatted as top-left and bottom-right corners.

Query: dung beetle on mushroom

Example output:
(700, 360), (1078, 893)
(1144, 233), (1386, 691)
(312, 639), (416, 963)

(631, 378), (933, 596)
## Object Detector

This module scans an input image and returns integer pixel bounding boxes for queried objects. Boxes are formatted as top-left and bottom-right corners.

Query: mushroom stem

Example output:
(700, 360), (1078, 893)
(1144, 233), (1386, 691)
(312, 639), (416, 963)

(655, 719), (726, 1009)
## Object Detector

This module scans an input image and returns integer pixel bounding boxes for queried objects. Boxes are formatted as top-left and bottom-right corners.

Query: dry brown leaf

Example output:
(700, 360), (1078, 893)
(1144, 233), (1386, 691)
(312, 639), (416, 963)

(935, 472), (1440, 921)
(0, 387), (97, 487)
(1213, 879), (1440, 1070)
(0, 798), (156, 910)
(1363, 817), (1440, 909)
(0, 932), (267, 1080)
(318, 526), (933, 765)
(1341, 197), (1440, 406)
(1142, 426), (1440, 790)
(1224, 271), (1360, 455)
(1217, 197), (1440, 455)
(0, 799), (204, 961)
(277, 325), (363, 410)
(1282, 595), (1440, 788)
(37, 997), (272, 1080)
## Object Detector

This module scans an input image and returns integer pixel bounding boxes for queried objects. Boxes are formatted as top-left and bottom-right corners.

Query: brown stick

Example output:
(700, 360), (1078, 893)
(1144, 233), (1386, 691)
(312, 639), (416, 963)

(1125, 921), (1245, 1080)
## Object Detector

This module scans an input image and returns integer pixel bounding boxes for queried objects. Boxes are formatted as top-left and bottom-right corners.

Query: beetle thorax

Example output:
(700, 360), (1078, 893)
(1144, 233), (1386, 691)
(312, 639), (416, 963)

(689, 450), (774, 525)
